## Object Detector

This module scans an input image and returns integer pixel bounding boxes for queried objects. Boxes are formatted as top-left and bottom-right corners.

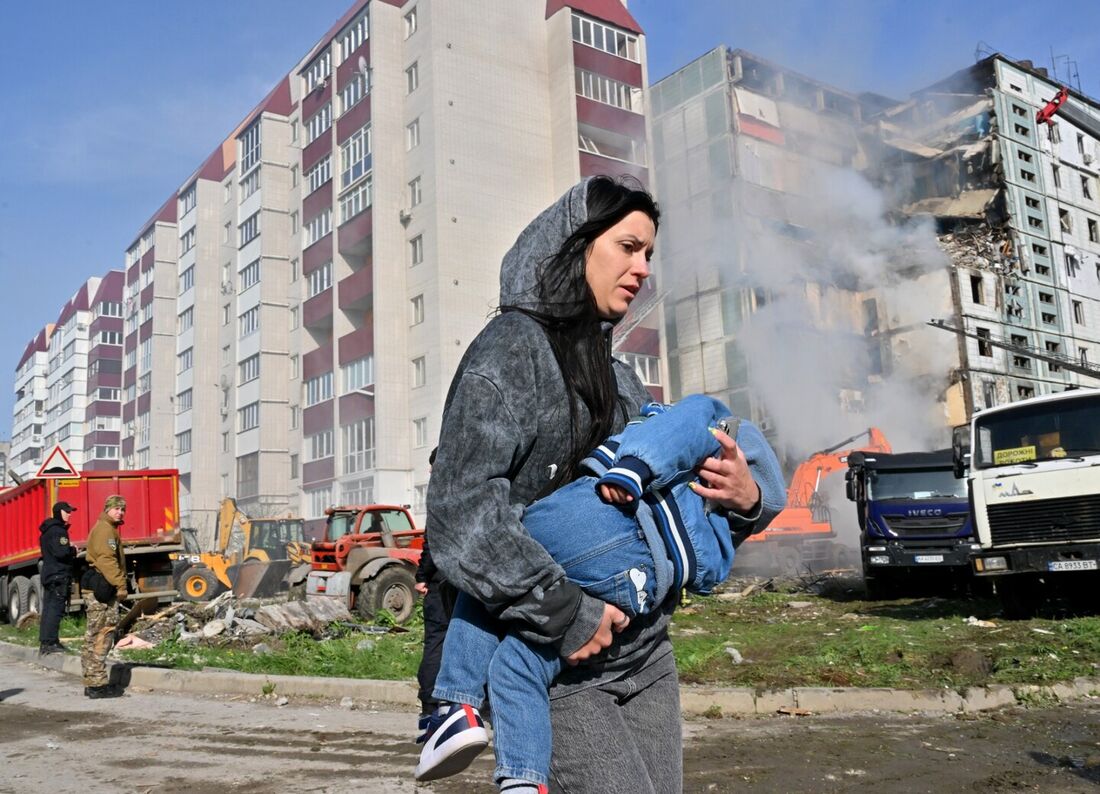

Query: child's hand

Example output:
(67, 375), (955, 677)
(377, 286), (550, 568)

(598, 483), (634, 504)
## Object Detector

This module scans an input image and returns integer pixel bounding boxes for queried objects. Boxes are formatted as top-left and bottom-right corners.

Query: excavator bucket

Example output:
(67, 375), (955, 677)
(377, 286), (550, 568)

(231, 559), (295, 598)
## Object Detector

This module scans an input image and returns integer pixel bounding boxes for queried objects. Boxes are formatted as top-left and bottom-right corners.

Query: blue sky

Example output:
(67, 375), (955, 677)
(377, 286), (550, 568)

(2, 1), (1099, 437)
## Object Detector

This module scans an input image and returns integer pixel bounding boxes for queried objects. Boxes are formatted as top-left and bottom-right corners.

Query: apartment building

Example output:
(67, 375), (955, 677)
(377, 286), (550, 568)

(872, 55), (1100, 415)
(82, 271), (125, 470)
(0, 440), (9, 488)
(11, 326), (53, 481)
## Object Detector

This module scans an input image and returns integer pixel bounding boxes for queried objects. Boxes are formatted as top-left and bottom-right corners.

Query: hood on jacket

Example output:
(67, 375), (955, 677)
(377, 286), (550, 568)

(499, 177), (594, 318)
(39, 517), (66, 534)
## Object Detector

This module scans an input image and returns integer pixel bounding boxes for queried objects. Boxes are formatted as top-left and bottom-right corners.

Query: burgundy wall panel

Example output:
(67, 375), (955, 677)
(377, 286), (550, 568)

(579, 151), (648, 183)
(576, 96), (646, 138)
(303, 184), (332, 221)
(303, 343), (334, 380)
(338, 393), (374, 424)
(336, 42), (370, 84)
(302, 133), (334, 173)
(303, 290), (334, 328)
(337, 264), (373, 311)
(336, 96), (371, 142)
(337, 209), (372, 256)
(300, 81), (332, 124)
(303, 233), (333, 272)
(302, 458), (335, 485)
(303, 401), (334, 437)
(572, 43), (643, 86)
(337, 324), (374, 366)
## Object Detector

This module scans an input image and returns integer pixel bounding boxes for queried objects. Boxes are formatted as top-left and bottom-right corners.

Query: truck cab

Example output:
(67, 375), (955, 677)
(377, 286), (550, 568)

(847, 450), (975, 596)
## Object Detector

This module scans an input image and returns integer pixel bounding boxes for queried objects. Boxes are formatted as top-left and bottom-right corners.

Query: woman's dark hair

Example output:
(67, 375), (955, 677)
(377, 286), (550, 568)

(509, 175), (659, 491)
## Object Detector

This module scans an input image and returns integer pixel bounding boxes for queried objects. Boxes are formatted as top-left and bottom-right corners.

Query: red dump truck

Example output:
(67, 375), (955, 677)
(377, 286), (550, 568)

(0, 470), (183, 624)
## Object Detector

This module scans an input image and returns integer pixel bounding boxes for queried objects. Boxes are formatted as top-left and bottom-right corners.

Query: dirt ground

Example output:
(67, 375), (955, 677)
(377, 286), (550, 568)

(2, 657), (1099, 793)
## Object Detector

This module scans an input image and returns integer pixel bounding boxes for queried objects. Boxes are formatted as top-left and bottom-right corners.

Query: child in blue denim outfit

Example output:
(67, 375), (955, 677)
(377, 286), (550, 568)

(415, 394), (786, 791)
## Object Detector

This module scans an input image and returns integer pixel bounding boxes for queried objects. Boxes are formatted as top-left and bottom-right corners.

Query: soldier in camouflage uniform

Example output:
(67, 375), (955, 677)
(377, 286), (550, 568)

(81, 494), (128, 699)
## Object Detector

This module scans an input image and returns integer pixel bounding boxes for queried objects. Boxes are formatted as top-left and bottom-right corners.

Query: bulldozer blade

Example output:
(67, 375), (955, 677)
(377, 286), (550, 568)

(232, 559), (295, 599)
(116, 597), (160, 637)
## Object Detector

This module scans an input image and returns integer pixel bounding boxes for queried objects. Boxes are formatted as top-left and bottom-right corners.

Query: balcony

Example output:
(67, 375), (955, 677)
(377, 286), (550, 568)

(304, 289), (333, 331)
(576, 96), (645, 139)
(303, 457), (335, 486)
(338, 209), (372, 258)
(338, 263), (373, 312)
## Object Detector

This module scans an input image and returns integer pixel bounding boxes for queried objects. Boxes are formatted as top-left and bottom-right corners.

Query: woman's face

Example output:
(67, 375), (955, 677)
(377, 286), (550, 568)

(585, 210), (655, 319)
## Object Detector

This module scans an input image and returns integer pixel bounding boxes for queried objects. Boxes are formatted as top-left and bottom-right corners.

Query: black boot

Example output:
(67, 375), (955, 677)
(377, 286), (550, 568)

(84, 684), (124, 699)
(39, 643), (65, 655)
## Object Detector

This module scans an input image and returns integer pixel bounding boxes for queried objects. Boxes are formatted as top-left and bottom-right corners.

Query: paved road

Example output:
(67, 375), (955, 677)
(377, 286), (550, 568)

(2, 657), (1100, 793)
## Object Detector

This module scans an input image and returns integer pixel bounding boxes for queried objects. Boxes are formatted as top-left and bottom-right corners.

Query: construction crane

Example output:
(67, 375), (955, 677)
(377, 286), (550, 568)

(927, 318), (1100, 380)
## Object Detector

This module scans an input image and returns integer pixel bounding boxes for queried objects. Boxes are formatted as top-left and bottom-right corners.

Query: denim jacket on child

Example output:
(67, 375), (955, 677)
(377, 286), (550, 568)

(580, 395), (786, 606)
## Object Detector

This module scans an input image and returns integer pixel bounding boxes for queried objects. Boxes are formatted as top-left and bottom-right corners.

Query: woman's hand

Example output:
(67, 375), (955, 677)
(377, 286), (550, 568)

(691, 428), (761, 515)
(565, 603), (630, 666)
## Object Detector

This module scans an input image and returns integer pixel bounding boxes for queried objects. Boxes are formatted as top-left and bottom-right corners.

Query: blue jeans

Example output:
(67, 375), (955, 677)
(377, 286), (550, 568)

(433, 480), (658, 786)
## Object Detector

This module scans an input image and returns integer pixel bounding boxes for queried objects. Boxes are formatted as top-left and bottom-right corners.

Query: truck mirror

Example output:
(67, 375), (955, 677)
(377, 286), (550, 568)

(951, 426), (969, 479)
(844, 470), (856, 502)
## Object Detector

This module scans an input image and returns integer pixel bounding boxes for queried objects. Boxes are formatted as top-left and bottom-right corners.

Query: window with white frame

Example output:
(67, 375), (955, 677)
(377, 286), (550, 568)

(412, 356), (426, 388)
(304, 49), (331, 92)
(239, 354), (260, 383)
(98, 330), (122, 346)
(290, 306), (299, 330)
(340, 178), (372, 223)
(177, 306), (193, 333)
(240, 168), (260, 200)
(99, 387), (121, 401)
(179, 184), (196, 217)
(240, 258), (260, 291)
(340, 70), (369, 115)
(410, 234), (424, 266)
(571, 13), (639, 62)
(179, 265), (194, 295)
(575, 68), (637, 112)
(405, 7), (418, 38)
(618, 352), (661, 386)
(409, 176), (422, 207)
(179, 228), (195, 255)
(337, 11), (368, 63)
(306, 155), (331, 194)
(343, 418), (375, 473)
(308, 262), (332, 297)
(290, 354), (299, 379)
(239, 212), (260, 247)
(341, 355), (373, 393)
(177, 347), (193, 373)
(140, 338), (151, 372)
(306, 104), (332, 143)
(410, 294), (424, 325)
(305, 372), (334, 406)
(413, 483), (427, 513)
(177, 388), (192, 413)
(96, 300), (123, 317)
(306, 429), (333, 461)
(176, 430), (191, 454)
(126, 348), (137, 369)
(340, 124), (372, 188)
(307, 484), (333, 518)
(290, 404), (299, 430)
(343, 477), (373, 505)
(406, 118), (420, 150)
(406, 62), (419, 94)
(239, 121), (261, 174)
(237, 452), (259, 498)
(238, 401), (260, 432)
(413, 416), (428, 447)
(305, 209), (331, 246)
(239, 306), (259, 338)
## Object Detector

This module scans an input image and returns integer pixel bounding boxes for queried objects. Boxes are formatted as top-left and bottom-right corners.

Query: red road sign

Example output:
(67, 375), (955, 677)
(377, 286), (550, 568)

(35, 445), (79, 479)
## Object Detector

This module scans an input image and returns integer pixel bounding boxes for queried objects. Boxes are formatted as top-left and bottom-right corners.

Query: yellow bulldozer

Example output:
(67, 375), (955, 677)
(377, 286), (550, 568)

(172, 498), (309, 601)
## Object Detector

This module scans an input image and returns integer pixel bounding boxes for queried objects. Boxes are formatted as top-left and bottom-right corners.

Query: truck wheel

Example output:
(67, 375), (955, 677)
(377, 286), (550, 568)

(357, 566), (418, 624)
(864, 576), (894, 601)
(7, 577), (31, 626)
(179, 567), (221, 602)
(997, 576), (1038, 620)
(28, 575), (42, 615)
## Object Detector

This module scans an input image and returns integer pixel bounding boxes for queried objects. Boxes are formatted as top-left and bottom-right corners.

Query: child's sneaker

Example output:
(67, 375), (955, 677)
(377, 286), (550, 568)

(415, 703), (489, 781)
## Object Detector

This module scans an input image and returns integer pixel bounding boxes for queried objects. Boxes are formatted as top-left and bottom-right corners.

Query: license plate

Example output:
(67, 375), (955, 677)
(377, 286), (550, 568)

(1048, 559), (1098, 572)
(915, 554), (944, 564)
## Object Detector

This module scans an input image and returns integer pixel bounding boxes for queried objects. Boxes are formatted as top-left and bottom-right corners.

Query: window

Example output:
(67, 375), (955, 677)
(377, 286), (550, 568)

(575, 68), (638, 112)
(290, 165), (298, 188)
(1048, 122), (1061, 143)
(1083, 176), (1094, 201)
(410, 235), (424, 266)
(1089, 218), (1099, 243)
(969, 274), (984, 304)
(239, 212), (260, 247)
(99, 387), (121, 401)
(290, 306), (299, 330)
(413, 417), (428, 447)
(176, 430), (191, 454)
(343, 418), (374, 473)
(290, 354), (299, 379)
(307, 485), (333, 518)
(409, 176), (422, 207)
(305, 372), (333, 406)
(238, 401), (260, 432)
(1017, 150), (1033, 163)
(177, 388), (192, 413)
(1024, 196), (1040, 209)
(1082, 347), (1090, 364)
(240, 168), (260, 199)
(404, 7), (418, 38)
(303, 49), (331, 92)
(290, 211), (298, 235)
(1060, 208), (1072, 233)
(178, 265), (195, 296)
(1021, 169), (1036, 183)
(177, 306), (193, 333)
(178, 347), (193, 373)
(237, 453), (259, 499)
(412, 356), (426, 388)
(1013, 124), (1029, 137)
(1079, 133), (1086, 156)
(340, 70), (369, 115)
(291, 258), (299, 282)
(223, 305), (230, 326)
(1046, 341), (1062, 372)
(95, 300), (123, 318)
(306, 156), (332, 194)
(308, 262), (332, 297)
(343, 477), (373, 505)
(239, 354), (260, 383)
(1017, 385), (1035, 400)
(406, 118), (421, 150)
(290, 405), (299, 430)
(179, 185), (196, 216)
(406, 61), (419, 94)
(306, 103), (332, 144)
(340, 177), (372, 223)
(98, 330), (122, 346)
(340, 124), (372, 188)
(305, 209), (331, 246)
(1052, 164), (1062, 188)
(290, 453), (299, 479)
(976, 327), (993, 357)
(618, 352), (662, 386)
(306, 429), (334, 461)
(410, 294), (424, 325)
(571, 13), (639, 62)
(413, 484), (427, 513)
(342, 356), (373, 393)
(1073, 300), (1085, 324)
(239, 306), (259, 338)
(240, 258), (261, 290)
(337, 11), (368, 62)
(179, 228), (195, 255)
(239, 121), (261, 174)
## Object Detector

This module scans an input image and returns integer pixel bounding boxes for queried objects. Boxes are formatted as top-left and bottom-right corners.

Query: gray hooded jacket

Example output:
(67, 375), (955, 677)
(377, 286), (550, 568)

(426, 178), (658, 663)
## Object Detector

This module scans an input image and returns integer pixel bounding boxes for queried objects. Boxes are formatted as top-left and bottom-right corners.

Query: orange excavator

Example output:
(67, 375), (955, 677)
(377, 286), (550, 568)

(738, 428), (892, 574)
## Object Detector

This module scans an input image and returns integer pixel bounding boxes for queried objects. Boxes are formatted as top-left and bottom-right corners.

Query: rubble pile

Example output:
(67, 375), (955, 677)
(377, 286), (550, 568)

(937, 227), (1013, 273)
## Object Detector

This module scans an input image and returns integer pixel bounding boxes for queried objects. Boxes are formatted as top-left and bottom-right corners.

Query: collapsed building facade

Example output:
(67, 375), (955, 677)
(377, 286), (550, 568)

(867, 54), (1100, 419)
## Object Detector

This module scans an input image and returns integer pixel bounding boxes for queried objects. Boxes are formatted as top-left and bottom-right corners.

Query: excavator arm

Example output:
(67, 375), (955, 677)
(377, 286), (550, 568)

(1037, 87), (1100, 142)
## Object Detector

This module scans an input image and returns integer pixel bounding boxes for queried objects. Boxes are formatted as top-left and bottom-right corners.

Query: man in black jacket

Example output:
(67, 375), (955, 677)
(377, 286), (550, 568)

(39, 501), (77, 654)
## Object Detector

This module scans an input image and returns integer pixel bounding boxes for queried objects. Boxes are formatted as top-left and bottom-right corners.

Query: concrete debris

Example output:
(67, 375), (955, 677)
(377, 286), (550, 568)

(356, 639), (376, 653)
(339, 696), (356, 710)
(202, 619), (227, 638)
(964, 616), (997, 628)
(786, 601), (814, 610)
(254, 598), (353, 635)
(252, 643), (273, 656)
(275, 696), (289, 707)
(725, 647), (744, 665)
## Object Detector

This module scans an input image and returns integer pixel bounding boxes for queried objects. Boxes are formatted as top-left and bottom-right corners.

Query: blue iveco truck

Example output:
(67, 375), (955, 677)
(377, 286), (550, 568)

(845, 449), (976, 598)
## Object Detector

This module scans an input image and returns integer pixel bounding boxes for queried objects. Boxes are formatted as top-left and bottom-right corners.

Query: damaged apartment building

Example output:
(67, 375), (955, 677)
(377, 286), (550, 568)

(650, 48), (956, 452)
(866, 54), (1100, 418)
